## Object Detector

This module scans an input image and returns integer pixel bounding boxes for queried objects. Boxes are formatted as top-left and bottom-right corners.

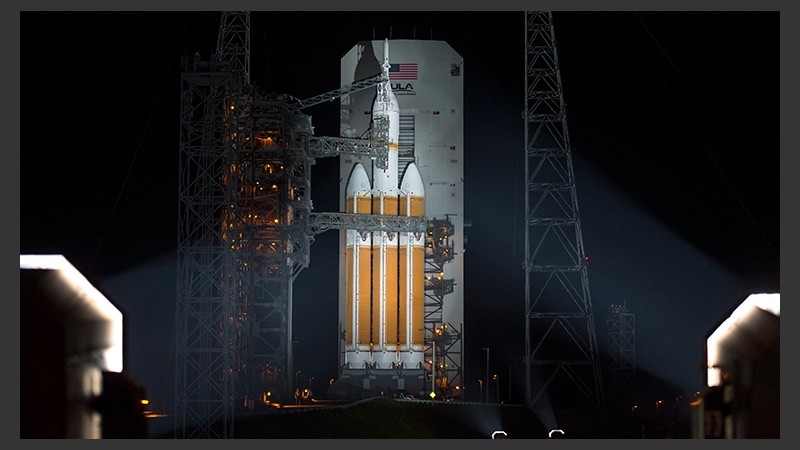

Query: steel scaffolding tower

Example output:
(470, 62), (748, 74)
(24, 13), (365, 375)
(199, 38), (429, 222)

(173, 12), (250, 438)
(522, 11), (605, 412)
(606, 303), (635, 390)
(606, 303), (636, 437)
(174, 12), (413, 438)
(423, 217), (463, 400)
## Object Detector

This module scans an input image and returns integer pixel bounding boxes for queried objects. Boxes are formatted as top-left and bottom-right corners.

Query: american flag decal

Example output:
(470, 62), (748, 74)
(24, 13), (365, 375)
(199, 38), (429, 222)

(389, 63), (418, 80)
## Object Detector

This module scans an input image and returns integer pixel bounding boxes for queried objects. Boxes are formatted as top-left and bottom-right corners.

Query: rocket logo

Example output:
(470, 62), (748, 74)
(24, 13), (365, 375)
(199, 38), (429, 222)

(389, 63), (418, 80)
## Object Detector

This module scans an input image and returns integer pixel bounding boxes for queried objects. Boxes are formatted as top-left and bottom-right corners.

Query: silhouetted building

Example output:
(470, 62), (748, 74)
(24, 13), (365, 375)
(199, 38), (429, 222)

(691, 293), (779, 438)
(20, 255), (147, 438)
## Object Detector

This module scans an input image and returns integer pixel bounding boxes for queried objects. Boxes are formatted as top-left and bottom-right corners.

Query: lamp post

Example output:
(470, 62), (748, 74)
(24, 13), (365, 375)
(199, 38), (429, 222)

(295, 370), (302, 405)
(431, 333), (436, 403)
(508, 364), (512, 402)
(481, 347), (489, 403)
(493, 374), (499, 404)
(656, 399), (664, 432)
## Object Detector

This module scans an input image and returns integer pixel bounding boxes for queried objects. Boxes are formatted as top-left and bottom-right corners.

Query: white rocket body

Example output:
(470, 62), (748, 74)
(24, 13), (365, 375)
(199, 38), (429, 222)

(344, 40), (426, 371)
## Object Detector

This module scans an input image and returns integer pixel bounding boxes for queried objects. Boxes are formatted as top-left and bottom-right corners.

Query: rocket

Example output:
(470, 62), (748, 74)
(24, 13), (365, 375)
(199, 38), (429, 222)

(344, 39), (426, 371)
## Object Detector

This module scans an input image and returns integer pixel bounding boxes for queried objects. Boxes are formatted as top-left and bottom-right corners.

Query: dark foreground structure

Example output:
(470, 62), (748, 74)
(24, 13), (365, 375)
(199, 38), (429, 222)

(20, 255), (147, 439)
(151, 396), (618, 439)
(691, 293), (780, 438)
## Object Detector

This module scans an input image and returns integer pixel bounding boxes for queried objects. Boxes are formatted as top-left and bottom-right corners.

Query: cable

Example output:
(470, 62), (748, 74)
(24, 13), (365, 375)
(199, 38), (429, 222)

(89, 14), (192, 277)
(628, 12), (778, 261)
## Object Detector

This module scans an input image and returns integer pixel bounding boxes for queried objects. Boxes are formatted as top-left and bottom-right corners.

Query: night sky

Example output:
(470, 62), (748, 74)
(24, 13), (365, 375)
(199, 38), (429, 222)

(17, 7), (786, 437)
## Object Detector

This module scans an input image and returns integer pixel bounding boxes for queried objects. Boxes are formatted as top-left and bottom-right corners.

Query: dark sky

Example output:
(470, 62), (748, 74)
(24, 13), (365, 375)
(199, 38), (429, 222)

(18, 9), (784, 435)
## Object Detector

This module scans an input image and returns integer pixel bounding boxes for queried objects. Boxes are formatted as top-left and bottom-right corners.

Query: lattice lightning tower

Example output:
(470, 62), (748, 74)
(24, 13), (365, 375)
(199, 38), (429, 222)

(523, 11), (605, 412)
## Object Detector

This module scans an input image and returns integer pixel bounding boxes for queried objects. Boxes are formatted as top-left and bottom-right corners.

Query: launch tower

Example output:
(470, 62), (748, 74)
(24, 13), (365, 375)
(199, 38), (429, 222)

(173, 13), (416, 438)
(173, 13), (252, 438)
